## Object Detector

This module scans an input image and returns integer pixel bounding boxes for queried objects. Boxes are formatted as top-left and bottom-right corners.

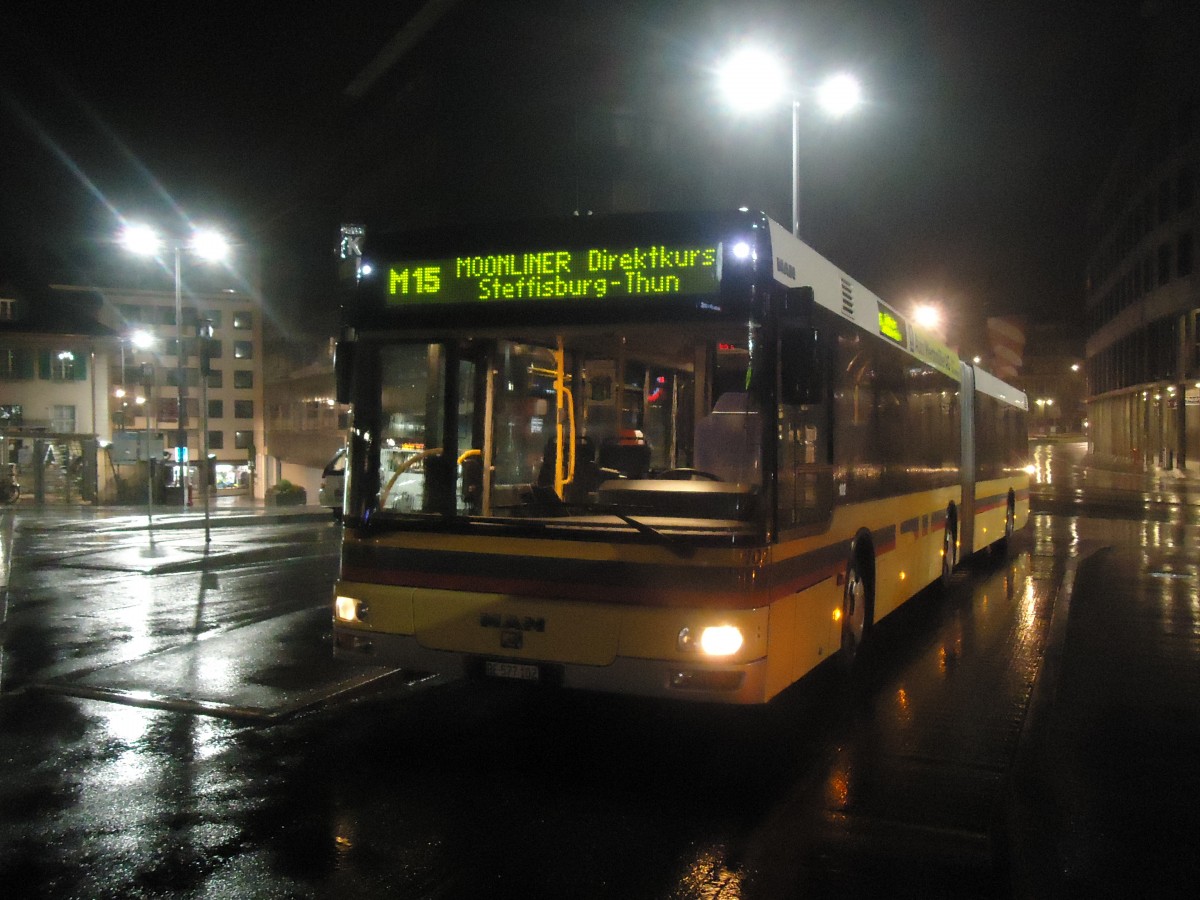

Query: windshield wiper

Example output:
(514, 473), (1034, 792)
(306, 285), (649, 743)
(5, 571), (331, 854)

(612, 512), (696, 558)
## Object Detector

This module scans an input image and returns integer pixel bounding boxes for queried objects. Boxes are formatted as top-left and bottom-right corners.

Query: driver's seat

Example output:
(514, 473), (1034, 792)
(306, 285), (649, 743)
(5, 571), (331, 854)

(693, 393), (762, 485)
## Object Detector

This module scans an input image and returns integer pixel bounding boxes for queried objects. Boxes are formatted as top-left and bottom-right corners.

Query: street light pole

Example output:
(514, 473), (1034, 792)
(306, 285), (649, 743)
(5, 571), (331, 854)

(791, 99), (801, 237)
(718, 49), (862, 240)
(139, 367), (153, 525)
(174, 245), (187, 512)
(120, 222), (230, 515)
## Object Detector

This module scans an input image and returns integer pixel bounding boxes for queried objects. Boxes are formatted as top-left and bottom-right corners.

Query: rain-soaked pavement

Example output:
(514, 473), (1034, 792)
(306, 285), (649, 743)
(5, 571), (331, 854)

(1, 446), (1198, 898)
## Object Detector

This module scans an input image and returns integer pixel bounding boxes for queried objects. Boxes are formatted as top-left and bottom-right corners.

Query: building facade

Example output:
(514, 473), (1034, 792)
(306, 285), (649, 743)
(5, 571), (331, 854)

(1, 286), (117, 503)
(62, 283), (267, 500)
(1085, 3), (1200, 469)
(2, 281), (267, 505)
(263, 333), (348, 501)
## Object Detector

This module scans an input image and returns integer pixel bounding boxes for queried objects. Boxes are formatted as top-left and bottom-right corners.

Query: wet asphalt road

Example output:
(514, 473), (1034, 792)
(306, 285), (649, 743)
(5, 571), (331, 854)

(1, 442), (1197, 898)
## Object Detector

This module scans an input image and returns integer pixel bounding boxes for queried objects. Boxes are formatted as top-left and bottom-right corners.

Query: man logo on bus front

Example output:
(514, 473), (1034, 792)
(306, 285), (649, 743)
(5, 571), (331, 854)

(480, 613), (546, 632)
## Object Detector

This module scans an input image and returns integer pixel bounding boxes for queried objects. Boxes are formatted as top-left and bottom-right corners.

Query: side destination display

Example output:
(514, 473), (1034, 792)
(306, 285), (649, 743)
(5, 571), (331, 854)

(387, 245), (719, 304)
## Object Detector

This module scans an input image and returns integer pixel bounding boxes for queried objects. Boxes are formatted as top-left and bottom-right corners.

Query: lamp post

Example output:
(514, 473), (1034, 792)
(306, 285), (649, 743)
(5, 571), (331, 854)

(131, 330), (159, 523)
(120, 223), (229, 512)
(718, 47), (862, 237)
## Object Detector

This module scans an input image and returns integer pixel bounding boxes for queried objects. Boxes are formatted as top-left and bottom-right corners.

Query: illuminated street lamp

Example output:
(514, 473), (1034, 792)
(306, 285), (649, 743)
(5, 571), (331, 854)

(120, 223), (230, 511)
(718, 47), (863, 236)
(913, 303), (943, 332)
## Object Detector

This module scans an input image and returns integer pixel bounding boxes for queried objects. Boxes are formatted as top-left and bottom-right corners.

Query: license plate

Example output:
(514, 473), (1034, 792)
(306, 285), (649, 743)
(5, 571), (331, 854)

(484, 660), (540, 682)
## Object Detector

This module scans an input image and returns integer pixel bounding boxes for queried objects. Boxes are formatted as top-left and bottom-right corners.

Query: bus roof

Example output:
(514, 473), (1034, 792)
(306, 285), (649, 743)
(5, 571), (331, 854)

(765, 218), (961, 381)
(971, 364), (1030, 411)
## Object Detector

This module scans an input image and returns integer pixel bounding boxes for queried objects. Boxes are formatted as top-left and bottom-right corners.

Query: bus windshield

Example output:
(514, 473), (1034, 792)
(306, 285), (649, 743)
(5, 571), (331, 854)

(366, 321), (765, 538)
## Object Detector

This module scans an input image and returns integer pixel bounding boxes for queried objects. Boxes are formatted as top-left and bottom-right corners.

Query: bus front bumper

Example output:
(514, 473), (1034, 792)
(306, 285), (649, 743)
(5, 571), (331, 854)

(334, 627), (770, 705)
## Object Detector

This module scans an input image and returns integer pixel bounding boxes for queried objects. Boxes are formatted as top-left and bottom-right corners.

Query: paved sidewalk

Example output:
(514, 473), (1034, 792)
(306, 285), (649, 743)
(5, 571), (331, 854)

(3, 494), (332, 527)
(1, 497), (334, 575)
(1012, 448), (1200, 897)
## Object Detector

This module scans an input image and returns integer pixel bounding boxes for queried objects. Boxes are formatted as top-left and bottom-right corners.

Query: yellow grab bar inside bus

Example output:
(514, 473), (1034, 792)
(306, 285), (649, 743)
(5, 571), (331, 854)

(554, 338), (576, 500)
(379, 447), (441, 508)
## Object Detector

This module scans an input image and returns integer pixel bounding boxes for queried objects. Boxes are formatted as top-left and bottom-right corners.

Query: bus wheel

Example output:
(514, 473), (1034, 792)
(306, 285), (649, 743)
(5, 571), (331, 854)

(940, 512), (957, 588)
(840, 554), (871, 668)
(993, 492), (1016, 559)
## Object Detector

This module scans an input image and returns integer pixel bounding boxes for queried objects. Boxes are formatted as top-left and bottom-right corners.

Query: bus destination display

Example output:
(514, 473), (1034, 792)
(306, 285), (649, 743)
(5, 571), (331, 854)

(386, 245), (719, 304)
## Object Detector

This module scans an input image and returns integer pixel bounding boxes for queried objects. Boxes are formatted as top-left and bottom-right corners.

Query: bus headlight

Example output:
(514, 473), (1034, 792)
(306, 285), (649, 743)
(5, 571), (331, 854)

(335, 595), (368, 623)
(678, 625), (744, 657)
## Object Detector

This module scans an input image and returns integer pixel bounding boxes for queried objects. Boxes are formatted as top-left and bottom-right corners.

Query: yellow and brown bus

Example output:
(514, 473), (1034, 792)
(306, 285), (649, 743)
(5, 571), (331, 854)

(332, 210), (1028, 703)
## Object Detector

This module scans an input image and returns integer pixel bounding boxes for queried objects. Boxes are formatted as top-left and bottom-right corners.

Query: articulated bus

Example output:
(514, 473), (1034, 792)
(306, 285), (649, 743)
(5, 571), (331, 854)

(331, 210), (1029, 704)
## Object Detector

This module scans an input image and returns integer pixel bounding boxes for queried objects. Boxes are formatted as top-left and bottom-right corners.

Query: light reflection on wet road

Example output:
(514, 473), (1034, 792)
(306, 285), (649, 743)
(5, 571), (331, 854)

(2, 443), (1198, 897)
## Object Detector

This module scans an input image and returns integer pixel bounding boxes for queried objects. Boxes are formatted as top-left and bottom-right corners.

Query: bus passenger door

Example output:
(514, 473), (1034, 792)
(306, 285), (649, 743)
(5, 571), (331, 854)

(778, 326), (833, 530)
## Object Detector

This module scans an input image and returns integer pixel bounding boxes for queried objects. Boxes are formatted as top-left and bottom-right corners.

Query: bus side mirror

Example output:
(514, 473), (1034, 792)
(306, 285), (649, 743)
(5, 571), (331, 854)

(781, 327), (823, 406)
(334, 340), (354, 404)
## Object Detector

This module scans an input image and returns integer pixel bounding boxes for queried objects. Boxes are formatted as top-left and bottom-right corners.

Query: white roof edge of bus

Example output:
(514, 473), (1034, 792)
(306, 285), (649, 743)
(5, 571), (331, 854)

(764, 217), (961, 382)
(970, 364), (1030, 411)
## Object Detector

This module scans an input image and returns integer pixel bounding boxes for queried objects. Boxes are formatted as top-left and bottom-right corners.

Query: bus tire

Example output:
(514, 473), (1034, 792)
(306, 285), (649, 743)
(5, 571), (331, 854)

(840, 545), (874, 670)
(940, 505), (958, 588)
(993, 491), (1016, 559)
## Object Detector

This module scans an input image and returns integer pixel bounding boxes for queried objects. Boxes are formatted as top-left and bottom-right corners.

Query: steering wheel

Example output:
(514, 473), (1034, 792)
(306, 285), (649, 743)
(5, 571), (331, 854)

(656, 468), (722, 481)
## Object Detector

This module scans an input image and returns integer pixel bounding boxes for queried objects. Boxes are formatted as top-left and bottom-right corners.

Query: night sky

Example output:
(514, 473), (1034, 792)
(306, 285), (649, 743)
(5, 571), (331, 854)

(1, 1), (1137, 347)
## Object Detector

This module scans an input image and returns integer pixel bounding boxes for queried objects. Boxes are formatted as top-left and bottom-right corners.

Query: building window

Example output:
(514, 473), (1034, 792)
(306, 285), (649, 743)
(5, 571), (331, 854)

(51, 405), (75, 433)
(234, 400), (254, 419)
(42, 349), (85, 381)
(1, 347), (34, 380)
(234, 430), (254, 451)
(204, 310), (222, 329)
(233, 341), (253, 359)
(208, 430), (224, 450)
(0, 298), (14, 321)
(206, 370), (223, 389)
(57, 351), (77, 380)
(233, 311), (253, 329)
(166, 368), (202, 388)
(233, 370), (253, 389)
(208, 399), (224, 419)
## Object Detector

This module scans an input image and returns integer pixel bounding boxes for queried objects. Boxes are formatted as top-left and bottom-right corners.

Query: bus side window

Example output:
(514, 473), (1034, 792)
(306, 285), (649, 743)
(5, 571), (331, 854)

(779, 327), (833, 528)
(781, 327), (823, 406)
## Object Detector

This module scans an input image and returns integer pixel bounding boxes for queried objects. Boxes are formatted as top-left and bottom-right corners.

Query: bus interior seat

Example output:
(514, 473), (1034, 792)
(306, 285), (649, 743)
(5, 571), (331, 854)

(694, 392), (762, 484)
(538, 435), (603, 500)
(598, 436), (652, 480)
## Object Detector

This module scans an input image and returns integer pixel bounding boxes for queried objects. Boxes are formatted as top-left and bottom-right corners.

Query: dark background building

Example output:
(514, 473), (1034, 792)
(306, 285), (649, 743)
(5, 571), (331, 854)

(1085, 1), (1200, 469)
